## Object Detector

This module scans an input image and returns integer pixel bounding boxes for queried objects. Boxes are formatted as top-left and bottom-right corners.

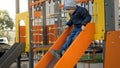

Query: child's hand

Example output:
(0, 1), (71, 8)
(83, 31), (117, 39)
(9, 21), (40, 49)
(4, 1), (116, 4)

(81, 25), (86, 30)
(64, 25), (69, 29)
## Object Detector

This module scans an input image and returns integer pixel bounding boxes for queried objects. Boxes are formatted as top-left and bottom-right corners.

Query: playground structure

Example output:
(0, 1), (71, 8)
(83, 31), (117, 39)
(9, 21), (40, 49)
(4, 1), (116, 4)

(0, 0), (120, 68)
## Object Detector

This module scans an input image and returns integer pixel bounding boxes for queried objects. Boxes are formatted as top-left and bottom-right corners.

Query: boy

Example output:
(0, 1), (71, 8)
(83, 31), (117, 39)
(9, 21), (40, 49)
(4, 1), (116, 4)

(51, 0), (91, 58)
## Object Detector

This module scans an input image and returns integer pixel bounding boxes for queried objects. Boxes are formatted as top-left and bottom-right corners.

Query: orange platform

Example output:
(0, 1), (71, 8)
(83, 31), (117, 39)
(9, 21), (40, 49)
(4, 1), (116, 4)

(104, 31), (120, 68)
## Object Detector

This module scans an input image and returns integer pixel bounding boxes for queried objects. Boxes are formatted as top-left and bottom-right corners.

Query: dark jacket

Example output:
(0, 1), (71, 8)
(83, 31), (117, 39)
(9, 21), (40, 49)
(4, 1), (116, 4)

(66, 6), (91, 28)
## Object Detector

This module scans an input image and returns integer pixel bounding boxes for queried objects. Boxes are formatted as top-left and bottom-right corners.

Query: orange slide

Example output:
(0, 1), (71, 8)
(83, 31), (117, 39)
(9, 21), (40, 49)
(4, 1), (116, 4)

(35, 23), (95, 68)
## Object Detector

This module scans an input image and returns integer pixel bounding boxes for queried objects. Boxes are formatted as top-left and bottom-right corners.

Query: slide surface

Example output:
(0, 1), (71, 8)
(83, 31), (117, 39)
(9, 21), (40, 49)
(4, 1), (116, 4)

(0, 43), (25, 68)
(35, 23), (95, 68)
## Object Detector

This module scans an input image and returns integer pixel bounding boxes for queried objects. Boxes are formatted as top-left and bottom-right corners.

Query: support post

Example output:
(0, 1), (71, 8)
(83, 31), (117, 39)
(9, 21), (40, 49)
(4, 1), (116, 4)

(42, 2), (47, 45)
(16, 0), (19, 13)
(114, 0), (120, 30)
(105, 0), (115, 31)
(16, 0), (21, 68)
(54, 0), (62, 35)
(28, 0), (34, 68)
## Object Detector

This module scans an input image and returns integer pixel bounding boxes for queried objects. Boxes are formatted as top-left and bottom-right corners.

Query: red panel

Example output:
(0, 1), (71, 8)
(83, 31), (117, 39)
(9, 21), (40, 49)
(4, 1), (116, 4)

(20, 26), (26, 43)
(47, 24), (58, 44)
(32, 25), (43, 45)
(19, 24), (59, 45)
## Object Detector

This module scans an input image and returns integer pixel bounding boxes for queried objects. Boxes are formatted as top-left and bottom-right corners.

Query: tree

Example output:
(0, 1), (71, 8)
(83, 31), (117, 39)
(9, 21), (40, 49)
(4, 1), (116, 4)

(0, 10), (14, 30)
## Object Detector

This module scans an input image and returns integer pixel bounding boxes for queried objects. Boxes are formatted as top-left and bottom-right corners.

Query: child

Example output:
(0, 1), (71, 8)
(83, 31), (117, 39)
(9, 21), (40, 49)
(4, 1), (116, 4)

(51, 0), (91, 58)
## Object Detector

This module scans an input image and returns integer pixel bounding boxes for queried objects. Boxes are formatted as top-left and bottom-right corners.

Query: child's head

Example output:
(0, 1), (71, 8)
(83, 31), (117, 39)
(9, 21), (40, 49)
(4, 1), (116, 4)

(64, 0), (77, 15)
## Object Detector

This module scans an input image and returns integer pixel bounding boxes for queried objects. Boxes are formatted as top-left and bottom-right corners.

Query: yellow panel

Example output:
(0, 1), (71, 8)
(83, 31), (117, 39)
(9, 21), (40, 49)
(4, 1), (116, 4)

(15, 14), (20, 43)
(94, 34), (104, 40)
(15, 12), (30, 52)
(94, 0), (105, 40)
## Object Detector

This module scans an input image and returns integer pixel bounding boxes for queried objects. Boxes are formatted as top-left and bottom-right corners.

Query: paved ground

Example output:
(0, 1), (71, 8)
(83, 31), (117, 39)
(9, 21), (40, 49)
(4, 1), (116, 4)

(10, 61), (38, 68)
(10, 61), (103, 68)
(77, 63), (103, 68)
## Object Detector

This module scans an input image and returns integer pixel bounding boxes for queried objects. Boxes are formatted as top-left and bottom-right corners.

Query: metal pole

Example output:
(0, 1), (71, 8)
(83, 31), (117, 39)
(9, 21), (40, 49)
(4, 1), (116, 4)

(54, 0), (62, 36)
(42, 2), (47, 45)
(28, 0), (34, 68)
(16, 0), (21, 68)
(105, 0), (115, 31)
(114, 0), (119, 30)
(59, 0), (62, 35)
(16, 0), (19, 13)
(16, 56), (21, 68)
(102, 41), (106, 68)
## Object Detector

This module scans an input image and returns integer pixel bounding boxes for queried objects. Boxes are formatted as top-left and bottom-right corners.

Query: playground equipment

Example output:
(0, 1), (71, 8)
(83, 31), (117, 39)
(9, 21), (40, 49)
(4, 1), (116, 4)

(15, 0), (105, 68)
(35, 23), (95, 68)
(0, 0), (120, 68)
(34, 0), (120, 68)
(0, 43), (25, 68)
(33, 0), (104, 68)
(8, 0), (120, 68)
